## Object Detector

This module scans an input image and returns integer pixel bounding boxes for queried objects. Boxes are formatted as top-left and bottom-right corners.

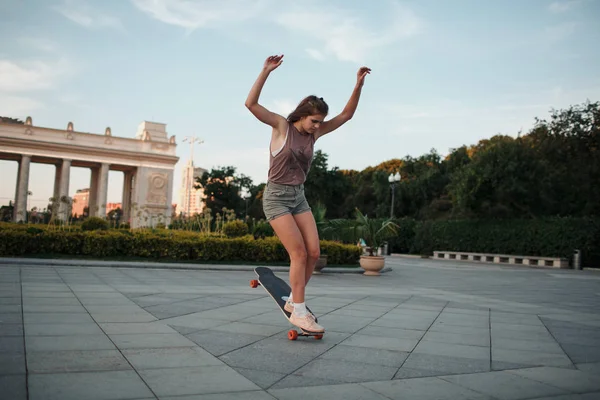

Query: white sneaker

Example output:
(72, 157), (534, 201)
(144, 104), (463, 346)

(289, 313), (325, 333)
(284, 300), (317, 321)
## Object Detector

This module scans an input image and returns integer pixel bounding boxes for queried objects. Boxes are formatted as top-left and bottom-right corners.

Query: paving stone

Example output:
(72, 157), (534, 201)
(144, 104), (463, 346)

(395, 353), (491, 379)
(25, 323), (104, 336)
(315, 314), (377, 334)
(27, 350), (131, 373)
(298, 357), (398, 384)
(231, 367), (285, 389)
(207, 321), (287, 337)
(362, 376), (494, 399)
(110, 333), (197, 349)
(0, 336), (24, 353)
(28, 370), (154, 400)
(319, 344), (409, 367)
(0, 313), (22, 323)
(0, 323), (23, 336)
(0, 374), (27, 400)
(341, 333), (419, 352)
(422, 331), (490, 347)
(492, 337), (565, 354)
(269, 382), (391, 399)
(560, 343), (600, 364)
(507, 366), (600, 393)
(138, 366), (260, 397)
(492, 348), (573, 368)
(439, 371), (571, 399)
(413, 340), (490, 360)
(160, 391), (278, 400)
(187, 330), (266, 356)
(25, 335), (115, 352)
(99, 322), (177, 334)
(0, 353), (25, 374)
(23, 312), (95, 324)
(122, 346), (223, 369)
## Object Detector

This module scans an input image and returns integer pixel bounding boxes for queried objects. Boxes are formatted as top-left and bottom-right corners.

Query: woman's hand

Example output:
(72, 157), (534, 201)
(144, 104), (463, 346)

(356, 66), (371, 86)
(263, 55), (284, 73)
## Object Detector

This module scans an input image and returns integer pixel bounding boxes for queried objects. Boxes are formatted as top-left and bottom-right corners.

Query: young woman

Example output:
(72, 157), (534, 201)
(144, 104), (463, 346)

(245, 54), (370, 333)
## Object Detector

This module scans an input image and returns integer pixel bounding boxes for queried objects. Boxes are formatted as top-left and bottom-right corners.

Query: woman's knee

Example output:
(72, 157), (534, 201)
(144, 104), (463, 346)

(289, 247), (308, 263)
(307, 247), (320, 261)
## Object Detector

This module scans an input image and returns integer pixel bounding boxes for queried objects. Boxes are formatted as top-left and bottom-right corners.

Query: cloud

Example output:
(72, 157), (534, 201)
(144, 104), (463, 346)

(543, 21), (579, 42)
(130, 0), (422, 63)
(131, 0), (267, 31)
(0, 59), (72, 92)
(548, 0), (582, 13)
(0, 95), (44, 117)
(0, 58), (74, 118)
(305, 48), (325, 62)
(268, 99), (297, 117)
(274, 2), (422, 63)
(18, 38), (58, 53)
(54, 0), (122, 30)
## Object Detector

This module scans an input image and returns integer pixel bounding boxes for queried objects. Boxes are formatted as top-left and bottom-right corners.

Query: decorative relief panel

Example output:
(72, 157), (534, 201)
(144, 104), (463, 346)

(146, 172), (168, 206)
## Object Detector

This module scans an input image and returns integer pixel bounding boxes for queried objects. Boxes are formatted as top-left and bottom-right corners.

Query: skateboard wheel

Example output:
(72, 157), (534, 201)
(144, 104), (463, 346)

(250, 279), (259, 288)
(288, 330), (298, 340)
(314, 334), (323, 340)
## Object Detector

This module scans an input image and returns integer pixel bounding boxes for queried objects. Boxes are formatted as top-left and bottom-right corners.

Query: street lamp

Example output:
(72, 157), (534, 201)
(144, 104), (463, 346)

(388, 172), (401, 218)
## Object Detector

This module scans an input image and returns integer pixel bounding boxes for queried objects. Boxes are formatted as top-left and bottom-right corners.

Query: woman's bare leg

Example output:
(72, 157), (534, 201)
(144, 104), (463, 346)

(293, 211), (320, 286)
(269, 214), (307, 303)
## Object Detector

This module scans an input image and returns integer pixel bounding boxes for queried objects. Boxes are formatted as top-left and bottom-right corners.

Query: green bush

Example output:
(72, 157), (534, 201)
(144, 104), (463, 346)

(222, 220), (249, 238)
(252, 220), (274, 238)
(410, 217), (600, 268)
(0, 226), (360, 265)
(81, 217), (109, 231)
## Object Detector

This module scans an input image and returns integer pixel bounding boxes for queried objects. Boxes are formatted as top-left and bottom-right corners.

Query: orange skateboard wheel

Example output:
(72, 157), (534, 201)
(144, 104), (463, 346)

(288, 330), (298, 340)
(250, 279), (259, 288)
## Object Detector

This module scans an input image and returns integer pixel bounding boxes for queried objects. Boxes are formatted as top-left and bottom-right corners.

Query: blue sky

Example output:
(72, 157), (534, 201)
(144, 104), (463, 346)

(1, 0), (599, 210)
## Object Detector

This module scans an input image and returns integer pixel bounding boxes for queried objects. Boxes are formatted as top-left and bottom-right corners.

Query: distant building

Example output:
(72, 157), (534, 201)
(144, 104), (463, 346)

(72, 188), (90, 217)
(177, 160), (207, 216)
(106, 203), (121, 213)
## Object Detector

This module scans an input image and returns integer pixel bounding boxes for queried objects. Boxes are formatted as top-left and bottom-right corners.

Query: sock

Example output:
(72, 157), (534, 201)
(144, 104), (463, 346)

(293, 302), (308, 317)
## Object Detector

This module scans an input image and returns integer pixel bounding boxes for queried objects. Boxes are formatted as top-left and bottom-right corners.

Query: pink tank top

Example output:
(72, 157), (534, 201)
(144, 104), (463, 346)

(267, 123), (315, 185)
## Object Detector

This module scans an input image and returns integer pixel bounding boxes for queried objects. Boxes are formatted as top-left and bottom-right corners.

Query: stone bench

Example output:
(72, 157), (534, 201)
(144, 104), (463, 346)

(433, 251), (569, 269)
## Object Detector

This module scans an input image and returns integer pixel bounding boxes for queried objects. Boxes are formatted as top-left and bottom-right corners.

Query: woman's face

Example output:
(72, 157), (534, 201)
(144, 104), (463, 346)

(300, 114), (326, 134)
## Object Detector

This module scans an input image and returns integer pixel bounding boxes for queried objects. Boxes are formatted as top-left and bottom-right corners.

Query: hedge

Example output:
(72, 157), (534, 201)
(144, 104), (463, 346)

(0, 227), (361, 265)
(405, 217), (600, 268)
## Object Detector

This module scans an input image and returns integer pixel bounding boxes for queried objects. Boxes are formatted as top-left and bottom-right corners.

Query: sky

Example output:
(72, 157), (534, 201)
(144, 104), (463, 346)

(1, 0), (599, 210)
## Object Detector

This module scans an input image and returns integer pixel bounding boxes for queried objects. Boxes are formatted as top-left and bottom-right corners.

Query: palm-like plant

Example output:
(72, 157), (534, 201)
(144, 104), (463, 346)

(324, 208), (399, 256)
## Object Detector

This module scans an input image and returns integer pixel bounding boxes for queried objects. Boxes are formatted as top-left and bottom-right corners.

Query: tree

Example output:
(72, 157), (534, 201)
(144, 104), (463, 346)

(448, 135), (548, 218)
(195, 166), (258, 218)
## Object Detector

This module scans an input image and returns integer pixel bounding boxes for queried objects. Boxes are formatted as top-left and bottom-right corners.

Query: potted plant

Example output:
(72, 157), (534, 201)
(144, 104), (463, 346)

(324, 208), (399, 276)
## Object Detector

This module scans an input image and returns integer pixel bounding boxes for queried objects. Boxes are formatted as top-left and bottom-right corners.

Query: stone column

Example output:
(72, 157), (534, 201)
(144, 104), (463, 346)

(97, 163), (110, 218)
(121, 171), (133, 225)
(88, 167), (99, 217)
(57, 159), (71, 221)
(165, 169), (174, 226)
(53, 163), (62, 201)
(13, 155), (31, 223)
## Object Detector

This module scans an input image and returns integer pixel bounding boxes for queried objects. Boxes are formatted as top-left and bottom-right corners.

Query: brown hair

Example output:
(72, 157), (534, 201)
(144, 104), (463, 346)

(287, 95), (329, 122)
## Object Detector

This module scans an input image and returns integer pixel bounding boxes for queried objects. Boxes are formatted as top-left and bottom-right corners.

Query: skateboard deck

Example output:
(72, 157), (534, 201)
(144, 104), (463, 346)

(250, 266), (323, 340)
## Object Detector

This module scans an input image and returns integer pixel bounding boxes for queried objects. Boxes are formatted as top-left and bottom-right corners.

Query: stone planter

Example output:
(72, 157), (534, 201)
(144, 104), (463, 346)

(313, 255), (327, 274)
(359, 255), (385, 276)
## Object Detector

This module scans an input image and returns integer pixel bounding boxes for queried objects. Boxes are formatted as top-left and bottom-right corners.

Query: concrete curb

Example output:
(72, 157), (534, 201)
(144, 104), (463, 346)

(0, 257), (392, 274)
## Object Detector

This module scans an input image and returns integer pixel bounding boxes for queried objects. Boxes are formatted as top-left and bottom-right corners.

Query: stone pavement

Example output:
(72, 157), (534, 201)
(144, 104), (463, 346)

(1, 256), (600, 400)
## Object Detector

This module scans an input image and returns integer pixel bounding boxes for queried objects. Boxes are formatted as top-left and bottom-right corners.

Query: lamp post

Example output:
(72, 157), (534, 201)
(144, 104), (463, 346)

(388, 172), (401, 218)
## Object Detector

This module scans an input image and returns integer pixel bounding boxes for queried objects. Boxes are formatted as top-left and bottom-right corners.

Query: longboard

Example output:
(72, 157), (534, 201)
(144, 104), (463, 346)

(250, 266), (323, 340)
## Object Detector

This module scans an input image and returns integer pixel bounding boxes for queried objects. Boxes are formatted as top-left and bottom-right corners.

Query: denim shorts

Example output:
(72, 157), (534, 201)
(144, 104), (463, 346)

(262, 181), (311, 221)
